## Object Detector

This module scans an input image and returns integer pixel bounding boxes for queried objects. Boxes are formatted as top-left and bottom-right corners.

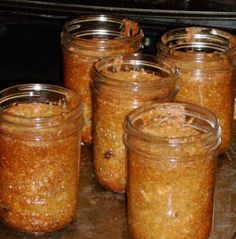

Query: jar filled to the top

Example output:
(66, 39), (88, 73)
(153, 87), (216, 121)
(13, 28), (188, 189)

(157, 27), (236, 153)
(125, 102), (221, 239)
(91, 54), (178, 193)
(0, 84), (83, 233)
(61, 15), (143, 144)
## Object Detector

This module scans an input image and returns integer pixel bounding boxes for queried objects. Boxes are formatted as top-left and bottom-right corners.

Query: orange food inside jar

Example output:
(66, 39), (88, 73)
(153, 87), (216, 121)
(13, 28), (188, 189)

(61, 15), (143, 144)
(157, 27), (236, 153)
(91, 54), (178, 193)
(125, 103), (221, 239)
(0, 84), (83, 233)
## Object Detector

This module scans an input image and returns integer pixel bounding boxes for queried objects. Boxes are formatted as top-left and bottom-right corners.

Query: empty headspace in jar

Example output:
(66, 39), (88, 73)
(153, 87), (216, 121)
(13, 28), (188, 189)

(63, 15), (140, 39)
(61, 15), (143, 54)
(160, 27), (236, 53)
(93, 54), (177, 85)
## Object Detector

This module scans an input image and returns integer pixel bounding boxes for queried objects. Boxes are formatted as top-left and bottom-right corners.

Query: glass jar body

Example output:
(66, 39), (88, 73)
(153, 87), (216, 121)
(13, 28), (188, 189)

(0, 84), (83, 233)
(91, 54), (178, 193)
(125, 102), (221, 239)
(157, 27), (236, 153)
(61, 15), (143, 144)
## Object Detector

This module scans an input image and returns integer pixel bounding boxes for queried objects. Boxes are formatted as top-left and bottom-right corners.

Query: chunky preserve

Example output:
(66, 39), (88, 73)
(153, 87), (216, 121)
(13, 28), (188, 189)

(92, 55), (177, 192)
(61, 15), (143, 144)
(0, 84), (83, 233)
(157, 27), (236, 152)
(125, 103), (221, 239)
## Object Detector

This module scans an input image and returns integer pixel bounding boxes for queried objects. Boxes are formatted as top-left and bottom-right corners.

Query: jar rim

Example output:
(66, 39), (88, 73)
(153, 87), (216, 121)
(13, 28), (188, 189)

(0, 84), (83, 128)
(92, 53), (178, 91)
(61, 14), (143, 51)
(125, 102), (221, 150)
(157, 26), (236, 59)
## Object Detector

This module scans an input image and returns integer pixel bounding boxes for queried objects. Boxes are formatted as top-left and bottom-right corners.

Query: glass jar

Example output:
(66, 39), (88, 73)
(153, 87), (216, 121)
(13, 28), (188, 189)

(157, 27), (236, 153)
(228, 46), (236, 99)
(0, 84), (83, 233)
(61, 15), (143, 144)
(91, 54), (178, 193)
(125, 102), (221, 239)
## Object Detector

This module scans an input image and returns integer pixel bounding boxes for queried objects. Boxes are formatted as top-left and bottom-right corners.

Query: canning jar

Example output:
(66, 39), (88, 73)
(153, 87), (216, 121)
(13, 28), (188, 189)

(0, 84), (83, 233)
(91, 54), (178, 193)
(125, 102), (221, 239)
(228, 46), (236, 98)
(157, 27), (236, 153)
(61, 15), (143, 144)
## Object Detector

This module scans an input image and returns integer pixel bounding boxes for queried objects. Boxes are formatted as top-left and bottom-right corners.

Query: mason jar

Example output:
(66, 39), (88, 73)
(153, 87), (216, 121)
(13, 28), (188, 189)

(228, 46), (236, 100)
(157, 27), (236, 153)
(125, 102), (221, 239)
(61, 15), (143, 144)
(0, 84), (83, 233)
(91, 54), (178, 193)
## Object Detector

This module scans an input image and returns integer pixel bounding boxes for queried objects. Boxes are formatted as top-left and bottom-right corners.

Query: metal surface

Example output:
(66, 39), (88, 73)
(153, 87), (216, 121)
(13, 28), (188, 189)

(0, 0), (236, 22)
(0, 129), (235, 239)
(0, 0), (236, 15)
